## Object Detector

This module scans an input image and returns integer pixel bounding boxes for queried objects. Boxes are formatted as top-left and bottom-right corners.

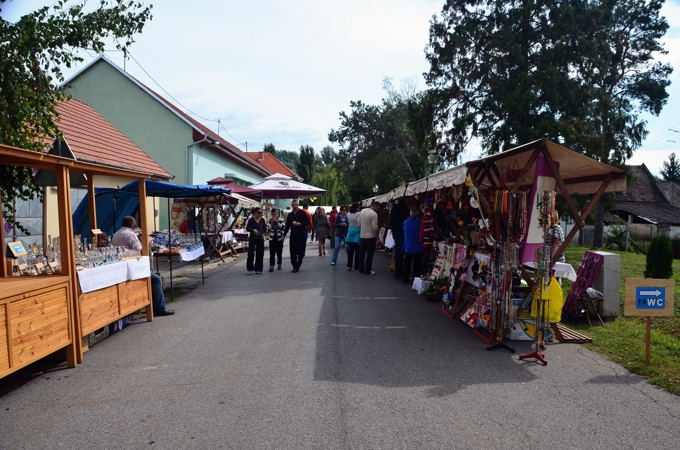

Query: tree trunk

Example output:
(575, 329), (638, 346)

(593, 201), (604, 248)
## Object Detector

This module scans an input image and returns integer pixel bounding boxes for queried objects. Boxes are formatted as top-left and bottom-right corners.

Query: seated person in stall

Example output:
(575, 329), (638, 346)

(111, 216), (174, 316)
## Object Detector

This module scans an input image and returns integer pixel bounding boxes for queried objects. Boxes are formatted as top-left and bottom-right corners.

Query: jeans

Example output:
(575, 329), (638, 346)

(247, 238), (265, 272)
(359, 237), (376, 274)
(289, 231), (307, 270)
(346, 241), (360, 269)
(331, 235), (345, 263)
(269, 239), (283, 267)
(150, 272), (167, 313)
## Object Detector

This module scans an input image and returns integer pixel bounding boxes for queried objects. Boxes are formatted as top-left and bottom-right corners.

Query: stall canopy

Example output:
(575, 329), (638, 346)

(368, 139), (626, 204)
(248, 173), (326, 199)
(206, 177), (262, 199)
(72, 180), (233, 238)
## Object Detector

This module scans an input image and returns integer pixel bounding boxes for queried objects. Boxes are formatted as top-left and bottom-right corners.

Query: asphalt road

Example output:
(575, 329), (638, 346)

(1, 243), (679, 449)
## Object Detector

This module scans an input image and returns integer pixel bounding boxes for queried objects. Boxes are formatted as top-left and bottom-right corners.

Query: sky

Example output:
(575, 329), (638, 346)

(3, 0), (680, 177)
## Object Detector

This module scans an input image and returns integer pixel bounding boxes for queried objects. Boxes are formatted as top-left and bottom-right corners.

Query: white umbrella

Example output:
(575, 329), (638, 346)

(249, 174), (326, 199)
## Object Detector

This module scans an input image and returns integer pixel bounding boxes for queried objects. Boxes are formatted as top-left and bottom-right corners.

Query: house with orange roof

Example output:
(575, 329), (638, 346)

(62, 55), (270, 226)
(9, 98), (172, 247)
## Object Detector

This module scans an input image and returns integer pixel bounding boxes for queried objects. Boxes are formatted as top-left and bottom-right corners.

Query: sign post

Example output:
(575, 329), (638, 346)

(624, 278), (675, 365)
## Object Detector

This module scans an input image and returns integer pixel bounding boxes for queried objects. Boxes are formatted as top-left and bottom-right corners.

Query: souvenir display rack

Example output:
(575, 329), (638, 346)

(369, 139), (628, 361)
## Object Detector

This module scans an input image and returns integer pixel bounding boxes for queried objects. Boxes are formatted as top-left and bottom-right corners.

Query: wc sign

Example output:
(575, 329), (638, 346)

(624, 279), (675, 317)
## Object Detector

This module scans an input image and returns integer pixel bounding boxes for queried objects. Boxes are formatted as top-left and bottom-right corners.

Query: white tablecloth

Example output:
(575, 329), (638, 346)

(219, 231), (234, 243)
(77, 256), (151, 293)
(180, 244), (205, 261)
(523, 261), (577, 281)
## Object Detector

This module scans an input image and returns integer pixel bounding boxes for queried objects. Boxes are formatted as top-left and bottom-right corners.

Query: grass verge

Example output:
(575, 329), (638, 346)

(563, 246), (680, 395)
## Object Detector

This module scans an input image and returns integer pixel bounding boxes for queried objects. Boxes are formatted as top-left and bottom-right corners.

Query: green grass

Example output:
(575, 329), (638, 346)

(563, 246), (680, 394)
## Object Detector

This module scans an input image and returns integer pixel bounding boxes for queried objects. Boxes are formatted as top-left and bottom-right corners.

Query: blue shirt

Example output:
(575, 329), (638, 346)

(403, 217), (424, 254)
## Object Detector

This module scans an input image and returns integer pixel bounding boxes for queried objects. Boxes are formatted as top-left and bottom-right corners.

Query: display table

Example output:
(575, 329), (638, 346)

(77, 257), (151, 337)
(0, 276), (73, 378)
(154, 243), (206, 300)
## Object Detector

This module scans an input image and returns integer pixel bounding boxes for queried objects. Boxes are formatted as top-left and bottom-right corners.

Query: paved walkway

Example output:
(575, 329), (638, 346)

(1, 242), (679, 449)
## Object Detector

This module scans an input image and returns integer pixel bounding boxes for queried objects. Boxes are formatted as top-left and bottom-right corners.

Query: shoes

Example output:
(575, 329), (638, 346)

(347, 267), (352, 271)
(292, 268), (299, 273)
(155, 309), (175, 316)
(331, 261), (336, 265)
(277, 264), (282, 270)
(366, 271), (376, 275)
(255, 271), (261, 274)
(269, 266), (274, 272)
(247, 271), (254, 275)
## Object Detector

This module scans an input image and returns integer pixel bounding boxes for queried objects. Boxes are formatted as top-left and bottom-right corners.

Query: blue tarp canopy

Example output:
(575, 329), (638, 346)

(72, 180), (232, 239)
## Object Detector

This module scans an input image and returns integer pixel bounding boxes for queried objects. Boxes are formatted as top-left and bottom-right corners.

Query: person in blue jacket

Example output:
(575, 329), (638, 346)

(402, 206), (425, 284)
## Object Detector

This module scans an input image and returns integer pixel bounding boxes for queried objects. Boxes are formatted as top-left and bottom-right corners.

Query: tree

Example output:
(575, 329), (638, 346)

(263, 143), (276, 156)
(320, 145), (337, 166)
(426, 0), (672, 247)
(0, 0), (152, 231)
(297, 145), (316, 183)
(329, 85), (438, 200)
(274, 149), (299, 175)
(660, 152), (680, 183)
(310, 165), (350, 206)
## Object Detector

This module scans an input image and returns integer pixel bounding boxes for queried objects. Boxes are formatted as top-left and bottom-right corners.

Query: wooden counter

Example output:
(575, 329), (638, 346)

(0, 276), (74, 378)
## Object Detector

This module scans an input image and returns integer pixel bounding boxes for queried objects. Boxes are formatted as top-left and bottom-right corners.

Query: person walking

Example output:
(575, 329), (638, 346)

(345, 202), (361, 271)
(245, 207), (267, 274)
(284, 199), (310, 273)
(331, 205), (349, 266)
(402, 206), (425, 284)
(314, 207), (330, 256)
(389, 198), (409, 280)
(268, 208), (285, 272)
(359, 201), (380, 275)
(328, 206), (338, 249)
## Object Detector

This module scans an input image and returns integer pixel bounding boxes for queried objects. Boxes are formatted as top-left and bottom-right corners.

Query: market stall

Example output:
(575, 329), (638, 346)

(1, 144), (156, 378)
(372, 139), (627, 364)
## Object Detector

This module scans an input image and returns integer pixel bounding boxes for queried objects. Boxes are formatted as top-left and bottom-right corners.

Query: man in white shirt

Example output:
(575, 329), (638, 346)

(358, 201), (380, 275)
(111, 216), (174, 316)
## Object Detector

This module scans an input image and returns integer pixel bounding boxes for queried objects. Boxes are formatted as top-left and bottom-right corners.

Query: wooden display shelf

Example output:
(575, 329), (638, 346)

(0, 276), (74, 379)
(79, 278), (150, 337)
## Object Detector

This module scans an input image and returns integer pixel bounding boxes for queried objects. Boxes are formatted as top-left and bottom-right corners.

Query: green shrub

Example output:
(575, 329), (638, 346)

(645, 235), (673, 278)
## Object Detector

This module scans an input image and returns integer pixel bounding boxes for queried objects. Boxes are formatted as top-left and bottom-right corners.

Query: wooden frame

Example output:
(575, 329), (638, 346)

(0, 144), (156, 377)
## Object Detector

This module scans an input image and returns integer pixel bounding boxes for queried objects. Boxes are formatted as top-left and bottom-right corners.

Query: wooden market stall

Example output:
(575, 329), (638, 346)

(0, 144), (157, 379)
(370, 139), (627, 364)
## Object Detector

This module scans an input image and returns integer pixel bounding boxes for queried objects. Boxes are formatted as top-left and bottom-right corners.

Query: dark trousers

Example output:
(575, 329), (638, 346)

(247, 238), (265, 272)
(359, 237), (376, 274)
(392, 231), (404, 278)
(403, 252), (423, 283)
(346, 242), (360, 269)
(289, 232), (307, 270)
(269, 239), (283, 267)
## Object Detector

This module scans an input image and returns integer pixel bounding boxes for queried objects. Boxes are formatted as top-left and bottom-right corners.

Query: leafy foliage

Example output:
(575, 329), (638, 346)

(0, 0), (152, 230)
(660, 152), (680, 183)
(262, 143), (276, 156)
(297, 145), (316, 183)
(329, 84), (438, 200)
(425, 0), (672, 162)
(645, 235), (673, 279)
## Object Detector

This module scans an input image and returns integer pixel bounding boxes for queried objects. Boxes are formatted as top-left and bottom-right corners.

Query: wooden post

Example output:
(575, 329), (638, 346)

(645, 317), (652, 366)
(0, 192), (6, 278)
(56, 165), (81, 366)
(87, 176), (97, 230)
(137, 179), (153, 322)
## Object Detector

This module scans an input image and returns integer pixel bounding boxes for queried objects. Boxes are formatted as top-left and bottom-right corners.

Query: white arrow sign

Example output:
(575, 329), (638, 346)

(640, 289), (662, 297)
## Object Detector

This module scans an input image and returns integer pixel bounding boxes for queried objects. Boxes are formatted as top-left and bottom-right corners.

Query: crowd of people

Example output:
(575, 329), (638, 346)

(242, 198), (427, 282)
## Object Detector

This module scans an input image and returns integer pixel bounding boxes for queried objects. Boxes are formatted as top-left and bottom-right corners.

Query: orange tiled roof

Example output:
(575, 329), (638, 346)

(245, 152), (299, 179)
(55, 99), (171, 179)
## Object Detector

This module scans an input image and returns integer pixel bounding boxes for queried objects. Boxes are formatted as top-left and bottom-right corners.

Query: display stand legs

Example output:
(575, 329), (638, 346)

(487, 339), (515, 353)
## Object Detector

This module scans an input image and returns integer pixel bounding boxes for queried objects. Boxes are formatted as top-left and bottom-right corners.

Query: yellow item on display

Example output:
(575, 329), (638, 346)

(530, 277), (564, 322)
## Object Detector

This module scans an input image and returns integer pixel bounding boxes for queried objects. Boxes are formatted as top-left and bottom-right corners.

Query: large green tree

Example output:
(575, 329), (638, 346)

(426, 0), (671, 160)
(0, 0), (152, 230)
(426, 0), (671, 246)
(329, 85), (437, 200)
(297, 145), (316, 183)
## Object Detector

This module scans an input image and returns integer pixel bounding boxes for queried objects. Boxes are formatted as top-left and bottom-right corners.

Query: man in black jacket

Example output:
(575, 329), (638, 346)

(284, 199), (310, 273)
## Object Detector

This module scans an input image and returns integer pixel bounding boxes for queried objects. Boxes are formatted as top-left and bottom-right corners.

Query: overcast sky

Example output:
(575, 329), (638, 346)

(3, 0), (680, 176)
